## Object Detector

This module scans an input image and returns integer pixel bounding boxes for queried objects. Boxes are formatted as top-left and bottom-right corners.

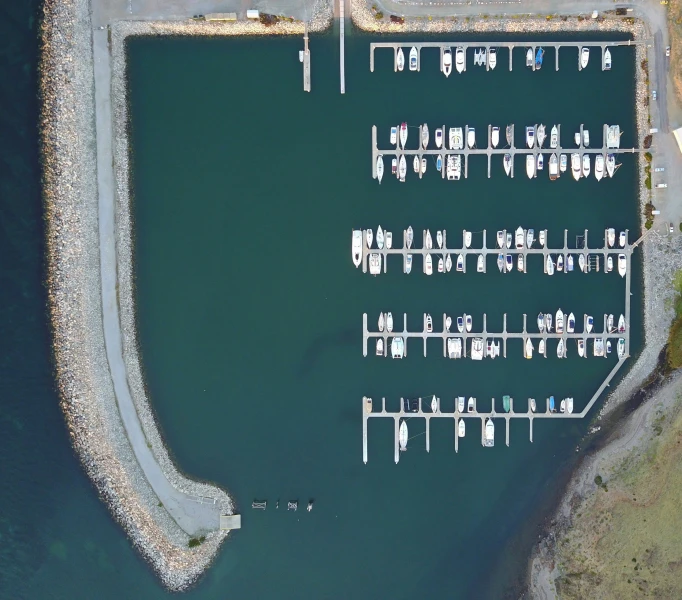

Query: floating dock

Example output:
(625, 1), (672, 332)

(303, 24), (311, 93)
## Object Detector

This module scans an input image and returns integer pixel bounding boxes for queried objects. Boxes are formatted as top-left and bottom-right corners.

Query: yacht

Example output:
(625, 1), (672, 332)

(583, 129), (590, 147)
(425, 254), (433, 275)
(582, 154), (590, 178)
(491, 126), (500, 148)
(607, 228), (616, 248)
(352, 230), (363, 267)
(526, 154), (535, 179)
(453, 127), (464, 150)
(606, 255), (613, 272)
(525, 338), (534, 359)
(515, 226), (525, 249)
(546, 254), (555, 275)
(406, 226), (414, 249)
(604, 48), (612, 70)
(442, 48), (453, 77)
(586, 315), (594, 333)
(466, 314), (472, 332)
(378, 312), (385, 332)
(391, 158), (397, 176)
(526, 47), (533, 67)
(398, 155), (407, 181)
(376, 338), (384, 356)
(405, 254), (412, 274)
(468, 397), (476, 413)
(397, 48), (405, 72)
(437, 230), (443, 249)
(517, 254), (524, 272)
(457, 316), (464, 332)
(594, 338), (605, 357)
(571, 153), (582, 180)
(455, 47), (465, 73)
(366, 228), (373, 248)
(567, 255), (574, 272)
(618, 314), (626, 333)
(545, 313), (553, 332)
(438, 256), (444, 274)
(445, 254), (453, 272)
(539, 230), (546, 246)
(567, 312), (575, 333)
(391, 336), (404, 359)
(453, 155), (462, 180)
(506, 254), (513, 272)
(385, 231), (393, 249)
(376, 155), (384, 183)
(431, 396), (438, 413)
(526, 125), (535, 148)
(489, 48), (497, 69)
(578, 339), (585, 357)
(464, 230), (472, 248)
(435, 128), (443, 149)
(578, 253), (586, 272)
(425, 229), (433, 249)
(537, 153), (544, 171)
(425, 313), (433, 333)
(618, 253), (627, 277)
(390, 126), (397, 146)
(506, 232), (513, 248)
(446, 155), (457, 180)
(399, 420), (408, 450)
(436, 155), (443, 172)
(409, 47), (418, 71)
(484, 418), (495, 447)
(421, 124), (429, 149)
(448, 127), (457, 150)
(595, 154), (604, 181)
(447, 337), (461, 359)
(386, 312), (393, 332)
(458, 419), (466, 438)
(477, 254), (485, 272)
(580, 47), (590, 69)
(566, 398), (574, 414)
(617, 338), (626, 358)
(376, 226), (384, 249)
(619, 231), (626, 247)
(496, 230), (505, 248)
(399, 122), (408, 148)
(549, 153), (558, 180)
(557, 254), (564, 272)
(497, 253), (504, 272)
(369, 253), (381, 275)
(471, 338), (484, 360)
(457, 254), (464, 272)
(421, 157), (427, 174)
(557, 338), (565, 358)
(574, 131), (581, 146)
(467, 128), (476, 148)
(503, 153), (512, 176)
(537, 124), (546, 147)
(556, 309), (565, 334)
(530, 398), (537, 412)
(606, 154), (616, 178)
(560, 153), (567, 173)
(537, 313), (545, 332)
(413, 155), (420, 173)
(550, 125), (558, 149)
(458, 396), (466, 412)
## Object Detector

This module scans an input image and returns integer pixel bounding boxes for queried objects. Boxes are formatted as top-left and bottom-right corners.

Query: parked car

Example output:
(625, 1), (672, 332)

(666, 46), (671, 57)
(670, 223), (675, 234)
(653, 90), (657, 100)
(655, 167), (665, 172)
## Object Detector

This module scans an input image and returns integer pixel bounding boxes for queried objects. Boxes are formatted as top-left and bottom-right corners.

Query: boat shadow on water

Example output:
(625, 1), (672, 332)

(296, 326), (356, 378)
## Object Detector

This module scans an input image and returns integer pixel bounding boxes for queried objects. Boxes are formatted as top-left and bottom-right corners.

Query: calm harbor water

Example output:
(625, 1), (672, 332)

(0, 19), (641, 600)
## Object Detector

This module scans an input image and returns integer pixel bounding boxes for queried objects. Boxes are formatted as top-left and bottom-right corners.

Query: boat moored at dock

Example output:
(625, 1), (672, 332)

(352, 230), (363, 267)
(397, 48), (405, 72)
(580, 47), (590, 69)
(455, 47), (465, 73)
(442, 48), (452, 77)
(618, 254), (627, 277)
(526, 154), (535, 179)
(484, 418), (495, 447)
(409, 47), (418, 71)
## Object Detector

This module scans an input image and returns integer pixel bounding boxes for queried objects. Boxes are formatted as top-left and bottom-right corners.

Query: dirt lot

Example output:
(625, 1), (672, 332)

(669, 0), (682, 105)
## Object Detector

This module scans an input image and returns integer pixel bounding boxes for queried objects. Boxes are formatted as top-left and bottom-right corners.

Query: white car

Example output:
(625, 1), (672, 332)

(666, 46), (671, 57)
(654, 167), (665, 172)
(653, 90), (657, 100)
(669, 223), (675, 234)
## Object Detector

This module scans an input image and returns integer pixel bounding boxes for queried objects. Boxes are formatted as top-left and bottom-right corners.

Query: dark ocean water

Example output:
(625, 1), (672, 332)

(0, 9), (641, 600)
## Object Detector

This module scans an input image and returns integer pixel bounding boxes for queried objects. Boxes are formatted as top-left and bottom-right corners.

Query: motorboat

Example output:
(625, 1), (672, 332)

(567, 254), (574, 272)
(537, 313), (545, 332)
(397, 48), (405, 72)
(409, 47), (418, 71)
(445, 254), (453, 272)
(378, 312), (385, 332)
(537, 153), (544, 171)
(526, 154), (535, 179)
(545, 313), (553, 332)
(421, 124), (429, 149)
(438, 257), (444, 273)
(391, 336), (404, 359)
(377, 226), (384, 249)
(497, 230), (504, 248)
(369, 253), (381, 275)
(453, 155), (462, 180)
(582, 154), (590, 178)
(580, 47), (590, 69)
(477, 255), (485, 272)
(583, 129), (590, 147)
(526, 48), (533, 67)
(421, 157), (427, 174)
(595, 154), (604, 181)
(526, 125), (535, 149)
(413, 155), (420, 173)
(458, 396), (465, 412)
(606, 154), (616, 178)
(435, 128), (443, 149)
(391, 158), (397, 176)
(491, 126), (500, 148)
(515, 226), (525, 249)
(506, 233), (512, 249)
(557, 338), (565, 358)
(352, 230), (362, 267)
(549, 153), (558, 181)
(425, 229), (432, 249)
(546, 254), (555, 275)
(425, 254), (433, 275)
(607, 340), (612, 354)
(386, 312), (393, 332)
(607, 255), (613, 272)
(578, 253), (586, 272)
(468, 397), (476, 413)
(447, 337), (460, 359)
(586, 315), (593, 333)
(503, 395), (512, 412)
(618, 314), (626, 333)
(537, 124), (546, 148)
(467, 128), (476, 149)
(550, 125), (558, 149)
(549, 396), (555, 412)
(442, 48), (452, 77)
(607, 314), (614, 332)
(425, 313), (433, 333)
(604, 48), (612, 70)
(489, 48), (497, 69)
(366, 228), (373, 248)
(557, 254), (564, 272)
(446, 155), (456, 181)
(525, 338), (534, 359)
(539, 230), (546, 246)
(566, 398), (574, 414)
(560, 399), (566, 413)
(376, 155), (384, 183)
(497, 253), (504, 272)
(431, 396), (438, 413)
(453, 127), (464, 150)
(517, 254), (524, 271)
(406, 226), (413, 249)
(400, 122), (408, 148)
(594, 338), (605, 357)
(619, 231), (626, 247)
(617, 338), (626, 358)
(458, 419), (466, 438)
(578, 339), (585, 357)
(457, 316), (464, 332)
(405, 254), (412, 274)
(560, 153), (567, 173)
(567, 313), (575, 333)
(456, 254), (464, 272)
(399, 154), (407, 182)
(607, 228), (616, 248)
(503, 153), (512, 176)
(530, 398), (537, 412)
(386, 231), (392, 249)
(465, 314), (472, 332)
(436, 155), (443, 172)
(464, 230), (472, 248)
(574, 131), (581, 146)
(376, 338), (384, 356)
(556, 309), (564, 334)
(571, 153), (582, 181)
(390, 126), (397, 146)
(484, 418), (494, 447)
(506, 254), (513, 272)
(437, 230), (443, 249)
(399, 420), (408, 450)
(618, 253), (627, 277)
(446, 316), (452, 332)
(455, 47), (465, 73)
(471, 337), (484, 360)
(535, 47), (544, 69)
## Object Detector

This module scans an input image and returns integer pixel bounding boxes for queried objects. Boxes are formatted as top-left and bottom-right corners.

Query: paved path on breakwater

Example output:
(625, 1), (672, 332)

(93, 28), (222, 536)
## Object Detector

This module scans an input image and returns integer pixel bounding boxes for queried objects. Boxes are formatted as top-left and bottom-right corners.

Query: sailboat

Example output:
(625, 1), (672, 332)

(550, 125), (558, 149)
(398, 155), (407, 182)
(397, 48), (405, 72)
(425, 229), (432, 249)
(567, 255), (574, 272)
(595, 154), (604, 181)
(406, 226), (413, 249)
(413, 155), (420, 173)
(546, 254), (555, 276)
(537, 124), (546, 147)
(549, 153), (558, 180)
(399, 122), (408, 148)
(506, 125), (513, 146)
(442, 48), (453, 77)
(431, 396), (438, 412)
(366, 228), (373, 248)
(425, 254), (433, 275)
(504, 153), (512, 176)
(530, 398), (537, 412)
(376, 155), (384, 183)
(464, 230), (472, 248)
(557, 339), (565, 358)
(399, 420), (408, 450)
(525, 338), (534, 359)
(506, 233), (512, 249)
(566, 398), (574, 414)
(453, 127), (464, 150)
(579, 253), (586, 272)
(386, 312), (393, 333)
(445, 254), (453, 272)
(421, 124), (429, 149)
(549, 396), (555, 412)
(437, 230), (443, 249)
(376, 226), (384, 249)
(438, 257), (444, 273)
(409, 47), (418, 71)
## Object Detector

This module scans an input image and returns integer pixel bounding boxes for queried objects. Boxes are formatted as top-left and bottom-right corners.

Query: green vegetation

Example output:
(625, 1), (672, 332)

(594, 474), (608, 492)
(666, 271), (682, 369)
(644, 200), (654, 229)
(644, 152), (653, 163)
(188, 535), (206, 548)
(375, 11), (383, 19)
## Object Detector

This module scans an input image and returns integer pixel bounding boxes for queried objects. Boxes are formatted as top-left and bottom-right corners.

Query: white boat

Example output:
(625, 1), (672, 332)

(578, 339), (585, 357)
(445, 254), (452, 272)
(447, 337), (461, 359)
(618, 314), (626, 333)
(537, 153), (544, 171)
(484, 418), (494, 447)
(399, 420), (408, 449)
(391, 336), (404, 358)
(457, 316), (464, 332)
(471, 337), (484, 360)
(539, 230), (546, 246)
(556, 309), (564, 334)
(376, 338), (384, 356)
(526, 48), (533, 67)
(446, 155), (456, 181)
(526, 154), (535, 179)
(464, 230), (472, 248)
(607, 228), (615, 248)
(607, 340), (612, 354)
(549, 153), (558, 180)
(446, 316), (452, 332)
(515, 226), (525, 249)
(537, 313), (545, 332)
(608, 315), (615, 335)
(550, 125), (558, 149)
(421, 124), (429, 149)
(442, 48), (453, 77)
(595, 154), (604, 181)
(376, 155), (384, 183)
(506, 233), (512, 249)
(560, 153), (567, 173)
(525, 338), (534, 359)
(376, 226), (384, 249)
(425, 254), (433, 275)
(617, 338), (625, 358)
(390, 126), (397, 146)
(537, 124), (546, 147)
(399, 154), (407, 181)
(503, 153), (512, 176)
(607, 255), (613, 272)
(526, 125), (535, 148)
(453, 155), (462, 180)
(438, 257), (444, 273)
(386, 312), (393, 332)
(425, 229), (432, 249)
(466, 314), (472, 332)
(467, 128), (476, 149)
(386, 231), (392, 249)
(517, 254), (524, 272)
(574, 131), (581, 146)
(391, 158), (397, 176)
(431, 395), (438, 412)
(567, 255), (574, 272)
(594, 338), (605, 357)
(437, 230), (443, 249)
(400, 122), (408, 148)
(545, 313), (553, 332)
(468, 397), (476, 412)
(397, 48), (405, 72)
(458, 396), (465, 412)
(413, 155), (420, 173)
(352, 230), (362, 267)
(567, 312), (575, 333)
(583, 129), (590, 147)
(453, 127), (464, 150)
(560, 399), (566, 413)
(546, 254), (555, 276)
(448, 127), (456, 150)
(406, 226), (413, 249)
(506, 255), (513, 272)
(378, 312), (385, 332)
(489, 48), (497, 69)
(619, 231), (626, 247)
(491, 126), (500, 148)
(458, 419), (466, 438)
(435, 128), (443, 149)
(586, 315), (593, 333)
(604, 48), (612, 70)
(421, 158), (427, 174)
(557, 338), (565, 358)
(456, 254), (464, 272)
(578, 253), (586, 272)
(580, 47), (590, 69)
(557, 254), (564, 272)
(618, 254), (626, 277)
(496, 230), (504, 248)
(477, 255), (484, 272)
(425, 313), (433, 333)
(497, 253), (504, 272)
(571, 153), (582, 181)
(369, 253), (381, 275)
(566, 398), (574, 414)
(366, 228), (373, 248)
(530, 398), (537, 412)
(582, 154), (590, 178)
(409, 47), (418, 71)
(455, 47), (465, 73)
(406, 254), (412, 274)
(606, 154), (616, 178)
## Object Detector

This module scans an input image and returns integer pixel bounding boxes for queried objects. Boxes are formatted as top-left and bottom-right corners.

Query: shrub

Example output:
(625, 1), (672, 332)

(375, 11), (383, 19)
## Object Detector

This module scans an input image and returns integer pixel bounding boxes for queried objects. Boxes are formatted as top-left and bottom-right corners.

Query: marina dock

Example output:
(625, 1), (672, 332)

(303, 25), (311, 93)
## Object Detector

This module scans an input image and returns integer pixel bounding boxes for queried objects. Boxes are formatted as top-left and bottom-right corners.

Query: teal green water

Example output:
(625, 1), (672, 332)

(125, 31), (641, 599)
